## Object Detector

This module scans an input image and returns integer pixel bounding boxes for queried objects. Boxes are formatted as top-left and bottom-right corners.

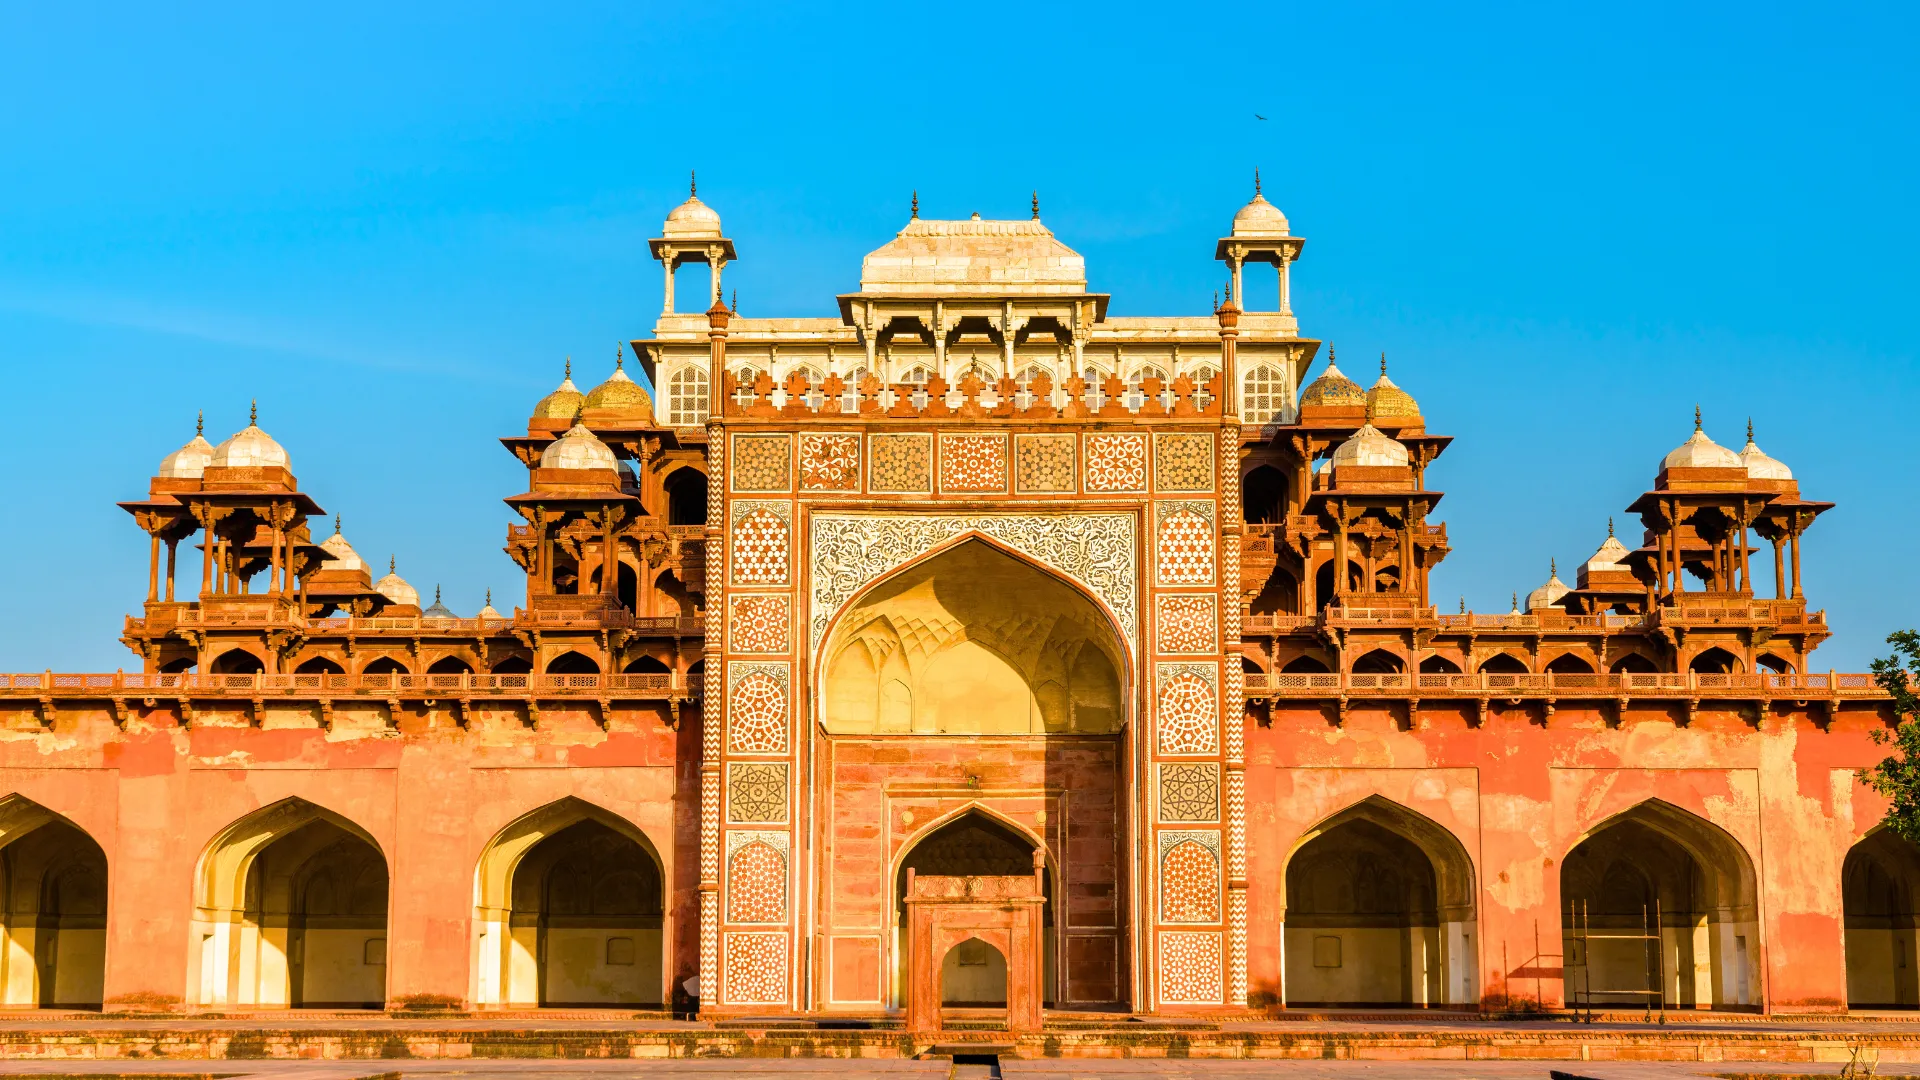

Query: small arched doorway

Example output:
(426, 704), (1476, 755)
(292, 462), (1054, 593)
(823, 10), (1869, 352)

(665, 468), (707, 526)
(193, 799), (389, 1008)
(1844, 830), (1920, 1009)
(896, 812), (1052, 1008)
(473, 799), (665, 1007)
(0, 797), (108, 1007)
(1560, 800), (1758, 1009)
(941, 936), (1008, 1006)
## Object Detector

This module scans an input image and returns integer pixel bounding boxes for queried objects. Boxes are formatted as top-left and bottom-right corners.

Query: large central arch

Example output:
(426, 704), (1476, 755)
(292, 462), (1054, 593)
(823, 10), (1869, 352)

(819, 537), (1128, 736)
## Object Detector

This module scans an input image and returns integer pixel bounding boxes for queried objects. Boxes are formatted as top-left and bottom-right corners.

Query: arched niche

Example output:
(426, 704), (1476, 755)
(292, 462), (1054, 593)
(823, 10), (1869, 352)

(663, 467), (707, 526)
(894, 809), (1052, 1009)
(191, 798), (388, 1008)
(472, 798), (665, 1008)
(1560, 799), (1759, 1009)
(0, 796), (108, 1008)
(1844, 829), (1920, 1009)
(820, 538), (1126, 736)
(941, 936), (1008, 1006)
(1281, 796), (1477, 1007)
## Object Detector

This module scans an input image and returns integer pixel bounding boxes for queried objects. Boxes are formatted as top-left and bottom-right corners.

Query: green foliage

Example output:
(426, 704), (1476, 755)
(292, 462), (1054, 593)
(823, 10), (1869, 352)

(1863, 631), (1920, 845)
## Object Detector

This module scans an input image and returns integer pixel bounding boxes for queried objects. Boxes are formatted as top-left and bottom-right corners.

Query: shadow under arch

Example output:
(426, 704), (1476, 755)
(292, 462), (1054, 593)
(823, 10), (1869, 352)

(471, 797), (666, 1008)
(0, 795), (109, 1008)
(1843, 826), (1920, 1009)
(890, 804), (1055, 1009)
(191, 797), (389, 1008)
(1279, 795), (1478, 1007)
(1559, 798), (1760, 1009)
(815, 533), (1134, 737)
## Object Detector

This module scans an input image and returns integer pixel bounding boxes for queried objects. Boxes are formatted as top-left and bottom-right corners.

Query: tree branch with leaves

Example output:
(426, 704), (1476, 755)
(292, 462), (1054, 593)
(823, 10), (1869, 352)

(1862, 631), (1920, 845)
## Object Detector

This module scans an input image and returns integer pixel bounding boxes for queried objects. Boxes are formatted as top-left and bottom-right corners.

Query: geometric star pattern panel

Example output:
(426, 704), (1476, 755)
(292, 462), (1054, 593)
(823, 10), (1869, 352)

(727, 593), (790, 654)
(1084, 433), (1147, 493)
(723, 931), (790, 1005)
(1154, 593), (1218, 655)
(727, 663), (790, 755)
(1153, 433), (1215, 492)
(799, 432), (861, 491)
(940, 433), (1008, 493)
(1015, 433), (1075, 492)
(1157, 931), (1223, 1004)
(1158, 763), (1220, 822)
(1155, 501), (1215, 586)
(725, 833), (789, 924)
(726, 762), (789, 823)
(731, 434), (793, 492)
(1159, 832), (1221, 923)
(869, 433), (933, 494)
(730, 502), (791, 586)
(1156, 663), (1218, 755)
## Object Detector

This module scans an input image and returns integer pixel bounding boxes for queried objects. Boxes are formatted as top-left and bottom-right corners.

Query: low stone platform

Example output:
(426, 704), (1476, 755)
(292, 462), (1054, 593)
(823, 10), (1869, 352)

(0, 1012), (1913, 1063)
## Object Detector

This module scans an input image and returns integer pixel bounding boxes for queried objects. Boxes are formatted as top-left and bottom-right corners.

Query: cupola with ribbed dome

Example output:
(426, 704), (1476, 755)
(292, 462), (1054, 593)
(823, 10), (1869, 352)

(1216, 169), (1305, 321)
(318, 516), (366, 573)
(530, 359), (586, 430)
(157, 412), (214, 481)
(1330, 422), (1412, 470)
(421, 585), (455, 619)
(1526, 560), (1570, 612)
(1364, 353), (1422, 431)
(1657, 407), (1746, 489)
(476, 589), (503, 621)
(580, 345), (654, 426)
(540, 421), (619, 473)
(650, 171), (735, 318)
(1739, 419), (1795, 490)
(209, 402), (291, 472)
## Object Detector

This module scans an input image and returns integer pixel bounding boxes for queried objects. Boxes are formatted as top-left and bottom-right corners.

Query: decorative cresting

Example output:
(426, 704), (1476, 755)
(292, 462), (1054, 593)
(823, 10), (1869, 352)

(808, 513), (1138, 652)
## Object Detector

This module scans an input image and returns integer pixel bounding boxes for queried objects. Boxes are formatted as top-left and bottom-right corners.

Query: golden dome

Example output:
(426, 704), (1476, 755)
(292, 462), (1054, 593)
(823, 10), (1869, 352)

(158, 413), (213, 479)
(583, 352), (654, 419)
(1299, 352), (1366, 409)
(210, 403), (290, 469)
(1365, 354), (1420, 418)
(532, 360), (585, 420)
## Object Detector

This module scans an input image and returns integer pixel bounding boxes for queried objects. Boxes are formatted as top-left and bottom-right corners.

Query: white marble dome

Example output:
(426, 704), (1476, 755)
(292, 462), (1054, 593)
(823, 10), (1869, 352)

(663, 193), (723, 239)
(1527, 564), (1570, 611)
(211, 409), (290, 470)
(1661, 425), (1741, 472)
(1740, 433), (1793, 481)
(541, 422), (619, 471)
(374, 558), (419, 608)
(1232, 193), (1290, 237)
(319, 524), (366, 573)
(158, 425), (214, 479)
(1330, 423), (1411, 468)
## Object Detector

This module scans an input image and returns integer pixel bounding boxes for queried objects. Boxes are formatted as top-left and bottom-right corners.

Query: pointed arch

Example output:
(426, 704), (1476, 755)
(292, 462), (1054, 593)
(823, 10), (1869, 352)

(891, 805), (1053, 1010)
(191, 798), (388, 1008)
(0, 795), (109, 1007)
(1281, 795), (1477, 1007)
(471, 797), (665, 1008)
(1844, 827), (1920, 1008)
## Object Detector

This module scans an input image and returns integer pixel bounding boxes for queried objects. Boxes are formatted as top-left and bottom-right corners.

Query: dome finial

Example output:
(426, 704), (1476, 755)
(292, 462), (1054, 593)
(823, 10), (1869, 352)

(1380, 351), (1388, 377)
(1608, 515), (1615, 538)
(1512, 591), (1519, 610)
(689, 169), (696, 198)
(1254, 167), (1262, 196)
(1747, 416), (1754, 442)
(910, 190), (918, 219)
(731, 288), (738, 314)
(615, 342), (624, 370)
(564, 356), (571, 379)
(1694, 404), (1702, 432)
(434, 584), (442, 603)
(249, 400), (258, 426)
(389, 554), (395, 574)
(1459, 596), (1466, 614)
(195, 410), (203, 436)
(1551, 557), (1557, 576)
(334, 513), (341, 534)
(485, 587), (492, 605)
(1032, 191), (1040, 219)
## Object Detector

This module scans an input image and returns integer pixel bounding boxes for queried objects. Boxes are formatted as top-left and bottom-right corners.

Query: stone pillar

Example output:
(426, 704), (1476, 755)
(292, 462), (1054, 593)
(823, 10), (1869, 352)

(662, 250), (676, 315)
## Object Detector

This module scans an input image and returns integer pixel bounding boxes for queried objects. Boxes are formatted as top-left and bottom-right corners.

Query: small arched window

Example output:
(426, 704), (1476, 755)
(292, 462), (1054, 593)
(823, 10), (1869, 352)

(1126, 364), (1168, 410)
(1189, 364), (1219, 409)
(1243, 363), (1286, 424)
(667, 365), (708, 427)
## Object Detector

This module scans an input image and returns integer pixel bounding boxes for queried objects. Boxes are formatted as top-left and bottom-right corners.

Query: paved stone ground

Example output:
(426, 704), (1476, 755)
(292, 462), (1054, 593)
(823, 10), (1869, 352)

(0, 1060), (1892, 1078)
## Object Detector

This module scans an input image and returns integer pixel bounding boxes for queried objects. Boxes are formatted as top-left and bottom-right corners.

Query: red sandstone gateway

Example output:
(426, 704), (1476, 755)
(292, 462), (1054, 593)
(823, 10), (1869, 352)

(0, 180), (1900, 1025)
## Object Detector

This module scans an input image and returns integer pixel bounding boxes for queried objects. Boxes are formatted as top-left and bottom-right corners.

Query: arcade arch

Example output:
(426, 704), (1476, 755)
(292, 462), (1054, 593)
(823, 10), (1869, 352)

(0, 796), (107, 1008)
(191, 799), (389, 1008)
(1844, 829), (1920, 1008)
(1280, 797), (1476, 1006)
(820, 539), (1126, 736)
(472, 799), (665, 1007)
(1560, 800), (1758, 1009)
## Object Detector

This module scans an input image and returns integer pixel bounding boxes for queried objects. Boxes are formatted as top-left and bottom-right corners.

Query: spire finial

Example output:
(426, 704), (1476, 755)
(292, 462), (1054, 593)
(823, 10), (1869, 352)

(564, 356), (571, 379)
(1327, 344), (1336, 367)
(1608, 515), (1615, 538)
(1380, 351), (1388, 377)
(389, 555), (395, 574)
(731, 288), (738, 314)
(910, 190), (918, 219)
(1459, 596), (1466, 614)
(485, 587), (492, 605)
(1254, 167), (1262, 196)
(1032, 191), (1040, 219)
(1747, 416), (1754, 442)
(689, 169), (696, 198)
(1694, 404), (1702, 432)
(1512, 591), (1519, 610)
(334, 513), (340, 534)
(434, 584), (442, 603)
(249, 400), (258, 426)
(195, 410), (204, 436)
(615, 342), (624, 370)
(1551, 557), (1557, 577)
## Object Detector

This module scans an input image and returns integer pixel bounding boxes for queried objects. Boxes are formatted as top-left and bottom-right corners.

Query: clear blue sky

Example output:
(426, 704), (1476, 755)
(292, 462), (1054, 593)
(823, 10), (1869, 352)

(1, 2), (1913, 671)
